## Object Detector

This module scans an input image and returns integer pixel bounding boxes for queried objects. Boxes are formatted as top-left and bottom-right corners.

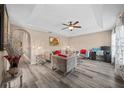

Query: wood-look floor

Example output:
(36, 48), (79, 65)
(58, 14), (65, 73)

(18, 59), (124, 88)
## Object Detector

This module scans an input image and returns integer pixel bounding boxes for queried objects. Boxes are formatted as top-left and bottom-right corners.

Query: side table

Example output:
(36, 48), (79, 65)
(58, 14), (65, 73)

(2, 69), (23, 88)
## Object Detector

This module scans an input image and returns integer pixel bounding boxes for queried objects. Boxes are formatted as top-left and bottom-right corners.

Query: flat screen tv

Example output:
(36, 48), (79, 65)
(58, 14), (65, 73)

(0, 5), (4, 51)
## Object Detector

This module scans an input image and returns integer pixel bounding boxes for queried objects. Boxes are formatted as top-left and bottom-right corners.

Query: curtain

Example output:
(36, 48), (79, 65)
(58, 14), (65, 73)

(114, 15), (124, 80)
(111, 29), (116, 64)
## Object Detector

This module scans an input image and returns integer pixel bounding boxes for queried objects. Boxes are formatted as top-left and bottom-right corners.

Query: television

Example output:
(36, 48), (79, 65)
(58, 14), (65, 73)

(0, 5), (4, 51)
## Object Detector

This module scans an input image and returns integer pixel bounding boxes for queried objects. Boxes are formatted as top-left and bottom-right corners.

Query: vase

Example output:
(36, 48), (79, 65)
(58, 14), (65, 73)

(4, 55), (21, 68)
(4, 55), (21, 77)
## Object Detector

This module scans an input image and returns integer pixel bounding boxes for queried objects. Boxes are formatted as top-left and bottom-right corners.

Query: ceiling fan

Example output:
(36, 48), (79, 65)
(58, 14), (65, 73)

(62, 21), (81, 31)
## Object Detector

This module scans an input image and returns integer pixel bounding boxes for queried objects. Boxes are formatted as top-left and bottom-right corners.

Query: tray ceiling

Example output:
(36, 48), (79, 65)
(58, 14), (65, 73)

(6, 4), (124, 37)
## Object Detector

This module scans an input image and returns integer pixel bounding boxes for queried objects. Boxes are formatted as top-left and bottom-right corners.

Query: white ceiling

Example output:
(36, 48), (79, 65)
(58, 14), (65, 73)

(6, 4), (124, 37)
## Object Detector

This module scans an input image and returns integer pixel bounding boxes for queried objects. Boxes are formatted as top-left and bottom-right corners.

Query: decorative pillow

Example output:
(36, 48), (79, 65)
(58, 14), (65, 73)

(80, 49), (87, 54)
(53, 50), (61, 55)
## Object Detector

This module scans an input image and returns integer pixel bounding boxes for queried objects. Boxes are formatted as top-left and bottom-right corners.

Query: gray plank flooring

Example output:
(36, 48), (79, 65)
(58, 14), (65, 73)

(18, 59), (124, 88)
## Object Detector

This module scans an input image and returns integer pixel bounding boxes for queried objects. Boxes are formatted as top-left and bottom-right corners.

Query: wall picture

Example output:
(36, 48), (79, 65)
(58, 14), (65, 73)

(49, 36), (59, 46)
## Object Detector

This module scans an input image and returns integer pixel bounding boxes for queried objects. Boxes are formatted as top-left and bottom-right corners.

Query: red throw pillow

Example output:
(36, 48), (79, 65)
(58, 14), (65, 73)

(53, 50), (61, 55)
(80, 49), (87, 54)
(58, 54), (67, 58)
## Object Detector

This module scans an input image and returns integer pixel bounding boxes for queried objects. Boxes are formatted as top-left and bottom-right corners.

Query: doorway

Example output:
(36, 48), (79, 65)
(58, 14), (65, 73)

(11, 29), (31, 63)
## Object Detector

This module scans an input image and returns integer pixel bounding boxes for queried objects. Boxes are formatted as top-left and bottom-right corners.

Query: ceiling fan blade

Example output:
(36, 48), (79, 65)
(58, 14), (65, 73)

(73, 26), (82, 28)
(73, 21), (79, 25)
(62, 23), (69, 26)
(62, 27), (68, 30)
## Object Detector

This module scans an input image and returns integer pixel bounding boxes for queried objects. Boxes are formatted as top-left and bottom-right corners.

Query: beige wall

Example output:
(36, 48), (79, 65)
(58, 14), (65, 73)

(29, 29), (69, 52)
(10, 24), (69, 52)
(11, 25), (111, 52)
(68, 31), (112, 51)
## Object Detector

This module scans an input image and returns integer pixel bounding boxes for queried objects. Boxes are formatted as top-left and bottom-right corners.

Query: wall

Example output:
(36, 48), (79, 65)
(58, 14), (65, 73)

(10, 24), (69, 52)
(29, 30), (69, 51)
(68, 30), (112, 51)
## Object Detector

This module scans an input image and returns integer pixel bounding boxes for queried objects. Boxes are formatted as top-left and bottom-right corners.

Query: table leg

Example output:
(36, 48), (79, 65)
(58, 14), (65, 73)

(20, 75), (23, 88)
(3, 83), (7, 88)
(8, 82), (11, 88)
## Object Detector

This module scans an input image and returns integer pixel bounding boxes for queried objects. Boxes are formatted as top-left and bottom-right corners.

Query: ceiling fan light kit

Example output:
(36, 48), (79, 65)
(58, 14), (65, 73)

(68, 26), (74, 31)
(62, 21), (81, 31)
